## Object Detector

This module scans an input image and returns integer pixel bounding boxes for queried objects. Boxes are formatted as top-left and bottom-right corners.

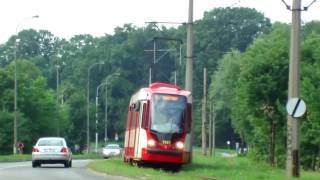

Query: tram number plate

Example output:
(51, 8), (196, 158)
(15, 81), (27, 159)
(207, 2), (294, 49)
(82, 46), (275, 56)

(162, 140), (171, 144)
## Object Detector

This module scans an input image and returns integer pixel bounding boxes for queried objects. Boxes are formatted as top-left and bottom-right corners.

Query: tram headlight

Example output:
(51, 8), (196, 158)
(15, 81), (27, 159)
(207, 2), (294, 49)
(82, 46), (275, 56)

(147, 139), (156, 147)
(176, 141), (184, 149)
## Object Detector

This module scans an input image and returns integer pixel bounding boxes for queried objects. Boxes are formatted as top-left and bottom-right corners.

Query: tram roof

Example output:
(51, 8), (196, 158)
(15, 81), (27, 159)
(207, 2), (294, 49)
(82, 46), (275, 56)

(130, 82), (191, 102)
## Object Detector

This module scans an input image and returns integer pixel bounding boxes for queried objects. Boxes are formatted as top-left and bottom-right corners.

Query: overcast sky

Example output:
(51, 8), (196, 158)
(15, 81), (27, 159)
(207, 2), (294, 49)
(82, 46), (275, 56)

(0, 0), (319, 44)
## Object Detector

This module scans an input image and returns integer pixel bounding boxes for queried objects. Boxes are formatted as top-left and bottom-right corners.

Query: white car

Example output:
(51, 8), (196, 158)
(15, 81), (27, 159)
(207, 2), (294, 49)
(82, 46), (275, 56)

(102, 144), (121, 158)
(32, 137), (72, 168)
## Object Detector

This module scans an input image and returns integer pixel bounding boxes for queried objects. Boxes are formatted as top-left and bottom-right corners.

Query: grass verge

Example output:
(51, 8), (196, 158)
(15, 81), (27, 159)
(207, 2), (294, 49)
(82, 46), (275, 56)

(0, 154), (31, 161)
(0, 153), (102, 162)
(89, 149), (320, 180)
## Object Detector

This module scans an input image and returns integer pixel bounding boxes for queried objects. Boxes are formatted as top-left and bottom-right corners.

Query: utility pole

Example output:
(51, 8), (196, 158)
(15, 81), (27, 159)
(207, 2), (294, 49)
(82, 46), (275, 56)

(202, 68), (207, 155)
(148, 40), (156, 84)
(212, 104), (216, 156)
(105, 79), (108, 143)
(209, 100), (216, 156)
(56, 65), (60, 136)
(174, 42), (182, 85)
(185, 0), (194, 159)
(87, 68), (91, 153)
(185, 0), (193, 95)
(286, 0), (301, 178)
(209, 103), (212, 156)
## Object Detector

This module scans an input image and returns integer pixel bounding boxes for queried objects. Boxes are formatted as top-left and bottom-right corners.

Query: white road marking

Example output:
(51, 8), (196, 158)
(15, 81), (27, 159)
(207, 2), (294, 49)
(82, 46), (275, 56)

(0, 164), (29, 170)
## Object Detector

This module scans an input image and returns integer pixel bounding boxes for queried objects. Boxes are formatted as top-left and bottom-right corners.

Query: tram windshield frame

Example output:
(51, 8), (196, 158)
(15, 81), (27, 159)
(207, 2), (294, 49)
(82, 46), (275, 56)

(150, 93), (186, 134)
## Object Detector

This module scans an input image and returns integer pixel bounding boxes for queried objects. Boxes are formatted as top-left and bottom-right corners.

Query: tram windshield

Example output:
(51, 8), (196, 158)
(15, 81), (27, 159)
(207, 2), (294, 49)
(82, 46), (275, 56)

(151, 94), (186, 133)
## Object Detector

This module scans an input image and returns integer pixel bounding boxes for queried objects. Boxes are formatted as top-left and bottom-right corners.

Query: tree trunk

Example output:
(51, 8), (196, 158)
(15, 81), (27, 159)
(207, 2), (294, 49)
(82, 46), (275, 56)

(269, 120), (275, 166)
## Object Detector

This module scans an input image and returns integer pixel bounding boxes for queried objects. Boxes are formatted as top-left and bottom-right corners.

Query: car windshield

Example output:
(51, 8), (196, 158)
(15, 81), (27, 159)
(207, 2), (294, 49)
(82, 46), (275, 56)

(38, 139), (64, 146)
(106, 145), (119, 149)
(151, 94), (186, 133)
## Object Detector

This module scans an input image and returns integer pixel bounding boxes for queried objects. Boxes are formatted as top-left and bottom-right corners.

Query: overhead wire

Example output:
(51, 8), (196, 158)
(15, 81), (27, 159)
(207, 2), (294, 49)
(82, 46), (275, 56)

(303, 0), (318, 11)
(281, 0), (319, 11)
(281, 0), (291, 10)
(229, 0), (241, 7)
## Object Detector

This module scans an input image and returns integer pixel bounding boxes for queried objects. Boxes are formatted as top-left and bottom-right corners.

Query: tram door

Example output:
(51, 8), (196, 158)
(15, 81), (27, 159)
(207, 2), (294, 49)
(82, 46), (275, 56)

(134, 101), (147, 158)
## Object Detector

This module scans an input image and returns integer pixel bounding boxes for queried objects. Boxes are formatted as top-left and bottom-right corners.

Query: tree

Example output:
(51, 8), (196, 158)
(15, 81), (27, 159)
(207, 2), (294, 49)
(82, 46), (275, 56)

(66, 92), (87, 148)
(209, 50), (241, 146)
(232, 23), (290, 166)
(300, 31), (320, 170)
(0, 60), (58, 153)
(193, 7), (272, 146)
(194, 7), (271, 70)
(0, 111), (13, 154)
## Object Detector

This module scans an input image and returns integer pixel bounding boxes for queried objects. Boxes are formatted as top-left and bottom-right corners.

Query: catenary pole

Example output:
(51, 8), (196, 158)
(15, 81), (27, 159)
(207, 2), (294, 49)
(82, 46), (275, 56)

(185, 0), (193, 95)
(286, 0), (301, 178)
(185, 0), (194, 160)
(209, 102), (212, 156)
(201, 68), (207, 155)
(212, 104), (216, 156)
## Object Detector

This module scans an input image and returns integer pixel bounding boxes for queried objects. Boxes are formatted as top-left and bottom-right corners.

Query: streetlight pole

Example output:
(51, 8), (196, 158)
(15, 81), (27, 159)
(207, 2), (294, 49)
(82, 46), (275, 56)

(56, 65), (60, 136)
(55, 58), (64, 136)
(87, 62), (104, 153)
(95, 82), (106, 153)
(13, 15), (39, 155)
(105, 79), (108, 144)
(104, 73), (120, 144)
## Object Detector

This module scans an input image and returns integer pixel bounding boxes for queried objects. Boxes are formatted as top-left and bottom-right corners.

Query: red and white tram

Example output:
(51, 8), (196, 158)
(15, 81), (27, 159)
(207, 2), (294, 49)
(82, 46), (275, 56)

(124, 83), (192, 167)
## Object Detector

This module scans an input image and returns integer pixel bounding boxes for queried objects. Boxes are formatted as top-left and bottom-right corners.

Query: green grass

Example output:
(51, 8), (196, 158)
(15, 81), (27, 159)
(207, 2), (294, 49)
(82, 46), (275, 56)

(0, 153), (101, 162)
(73, 153), (102, 159)
(88, 149), (320, 180)
(0, 154), (31, 161)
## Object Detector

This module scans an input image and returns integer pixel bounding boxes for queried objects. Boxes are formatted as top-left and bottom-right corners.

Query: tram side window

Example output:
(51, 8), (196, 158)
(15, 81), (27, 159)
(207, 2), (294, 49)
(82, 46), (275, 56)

(185, 103), (192, 133)
(145, 101), (150, 129)
(130, 111), (135, 130)
(126, 107), (132, 130)
(131, 102), (141, 129)
(142, 103), (149, 129)
(128, 105), (135, 129)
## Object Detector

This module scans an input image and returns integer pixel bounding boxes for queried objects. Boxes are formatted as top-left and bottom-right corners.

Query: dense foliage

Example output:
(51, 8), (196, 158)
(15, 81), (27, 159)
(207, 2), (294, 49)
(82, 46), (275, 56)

(209, 21), (320, 169)
(0, 7), (270, 153)
(1, 6), (320, 171)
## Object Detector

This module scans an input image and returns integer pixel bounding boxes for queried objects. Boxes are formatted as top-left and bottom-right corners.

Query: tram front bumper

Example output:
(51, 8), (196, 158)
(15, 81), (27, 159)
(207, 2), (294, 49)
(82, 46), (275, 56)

(141, 148), (190, 164)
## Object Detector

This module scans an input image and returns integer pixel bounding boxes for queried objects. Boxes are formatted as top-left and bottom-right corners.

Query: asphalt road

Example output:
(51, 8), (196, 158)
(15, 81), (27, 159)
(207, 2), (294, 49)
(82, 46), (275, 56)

(0, 159), (129, 180)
